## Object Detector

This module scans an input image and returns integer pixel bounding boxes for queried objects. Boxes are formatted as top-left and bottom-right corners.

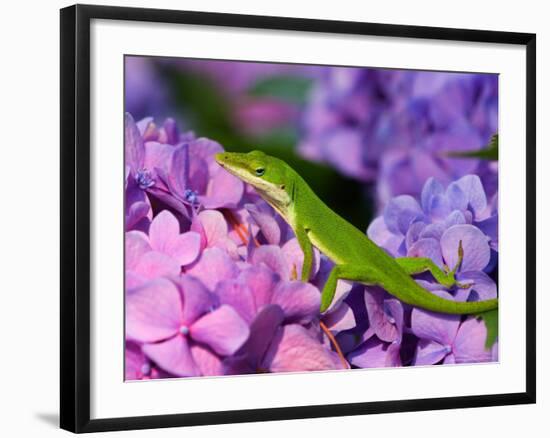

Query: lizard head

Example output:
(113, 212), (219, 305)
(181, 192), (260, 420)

(215, 150), (293, 217)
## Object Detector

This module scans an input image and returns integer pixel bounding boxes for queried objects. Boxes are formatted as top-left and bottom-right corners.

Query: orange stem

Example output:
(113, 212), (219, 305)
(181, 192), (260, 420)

(319, 321), (349, 369)
(224, 210), (260, 247)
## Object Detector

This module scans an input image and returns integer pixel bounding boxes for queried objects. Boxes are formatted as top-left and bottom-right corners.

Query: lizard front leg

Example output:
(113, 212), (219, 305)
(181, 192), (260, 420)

(320, 264), (380, 312)
(295, 226), (313, 281)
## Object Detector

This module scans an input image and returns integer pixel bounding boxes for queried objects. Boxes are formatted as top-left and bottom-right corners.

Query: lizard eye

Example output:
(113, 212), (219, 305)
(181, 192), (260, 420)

(255, 167), (265, 177)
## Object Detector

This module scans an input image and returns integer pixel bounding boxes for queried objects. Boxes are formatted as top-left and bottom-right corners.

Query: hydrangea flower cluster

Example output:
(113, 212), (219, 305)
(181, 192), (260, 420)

(299, 68), (498, 205)
(125, 112), (497, 380)
(125, 113), (353, 379)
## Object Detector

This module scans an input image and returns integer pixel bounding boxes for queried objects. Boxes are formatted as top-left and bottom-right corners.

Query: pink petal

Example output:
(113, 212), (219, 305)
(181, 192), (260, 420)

(190, 343), (224, 376)
(192, 210), (228, 248)
(133, 251), (181, 281)
(165, 231), (201, 266)
(271, 281), (321, 323)
(215, 279), (257, 324)
(143, 335), (199, 377)
(281, 238), (320, 280)
(125, 342), (148, 380)
(149, 210), (180, 253)
(190, 305), (250, 356)
(251, 245), (290, 280)
(126, 278), (182, 343)
(125, 231), (152, 270)
(263, 324), (344, 372)
(186, 247), (239, 291)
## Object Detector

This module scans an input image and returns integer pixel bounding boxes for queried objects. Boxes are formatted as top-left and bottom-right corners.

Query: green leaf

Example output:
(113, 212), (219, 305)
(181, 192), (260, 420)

(475, 308), (498, 349)
(248, 75), (314, 104)
(447, 134), (498, 161)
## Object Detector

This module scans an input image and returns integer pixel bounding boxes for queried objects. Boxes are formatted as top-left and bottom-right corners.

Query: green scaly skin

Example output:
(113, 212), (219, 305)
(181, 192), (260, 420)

(215, 150), (498, 315)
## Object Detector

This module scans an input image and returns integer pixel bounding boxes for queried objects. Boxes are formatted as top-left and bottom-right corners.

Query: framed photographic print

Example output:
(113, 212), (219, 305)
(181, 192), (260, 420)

(60, 4), (536, 433)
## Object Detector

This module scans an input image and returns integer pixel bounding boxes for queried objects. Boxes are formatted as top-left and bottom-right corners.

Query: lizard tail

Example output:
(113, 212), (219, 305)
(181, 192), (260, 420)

(397, 281), (498, 315)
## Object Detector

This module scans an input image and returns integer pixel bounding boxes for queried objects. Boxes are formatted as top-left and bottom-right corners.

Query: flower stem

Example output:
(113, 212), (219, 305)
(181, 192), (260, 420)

(319, 321), (349, 369)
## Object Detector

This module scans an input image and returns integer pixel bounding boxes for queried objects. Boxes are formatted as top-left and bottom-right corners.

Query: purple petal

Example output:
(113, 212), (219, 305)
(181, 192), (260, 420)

(411, 290), (460, 345)
(241, 305), (285, 366)
(405, 221), (426, 251)
(348, 337), (400, 368)
(143, 142), (174, 181)
(420, 177), (445, 214)
(251, 245), (290, 280)
(453, 317), (494, 363)
(238, 265), (279, 310)
(161, 118), (179, 145)
(477, 214), (498, 250)
(148, 210), (180, 253)
(125, 113), (144, 172)
(132, 251), (181, 281)
(262, 324), (343, 372)
(441, 224), (491, 272)
(313, 257), (353, 313)
(413, 339), (450, 365)
(367, 216), (404, 256)
(271, 281), (321, 324)
(322, 302), (356, 333)
(125, 231), (151, 270)
(189, 137), (224, 174)
(419, 223), (446, 241)
(444, 210), (467, 228)
(200, 169), (244, 209)
(126, 201), (150, 231)
(170, 143), (191, 195)
(407, 237), (444, 268)
(450, 175), (487, 218)
(143, 335), (199, 377)
(245, 203), (281, 245)
(125, 342), (148, 380)
(126, 278), (182, 343)
(186, 247), (239, 291)
(321, 129), (374, 181)
(191, 305), (250, 356)
(455, 270), (498, 302)
(215, 278), (257, 324)
(384, 195), (425, 236)
(179, 275), (215, 325)
(364, 288), (402, 343)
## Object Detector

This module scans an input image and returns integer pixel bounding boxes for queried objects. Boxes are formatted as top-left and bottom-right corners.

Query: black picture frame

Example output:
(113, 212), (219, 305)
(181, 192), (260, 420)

(60, 4), (536, 433)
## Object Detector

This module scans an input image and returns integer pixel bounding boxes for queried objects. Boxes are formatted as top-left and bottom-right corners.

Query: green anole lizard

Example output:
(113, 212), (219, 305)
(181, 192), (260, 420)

(215, 150), (498, 315)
